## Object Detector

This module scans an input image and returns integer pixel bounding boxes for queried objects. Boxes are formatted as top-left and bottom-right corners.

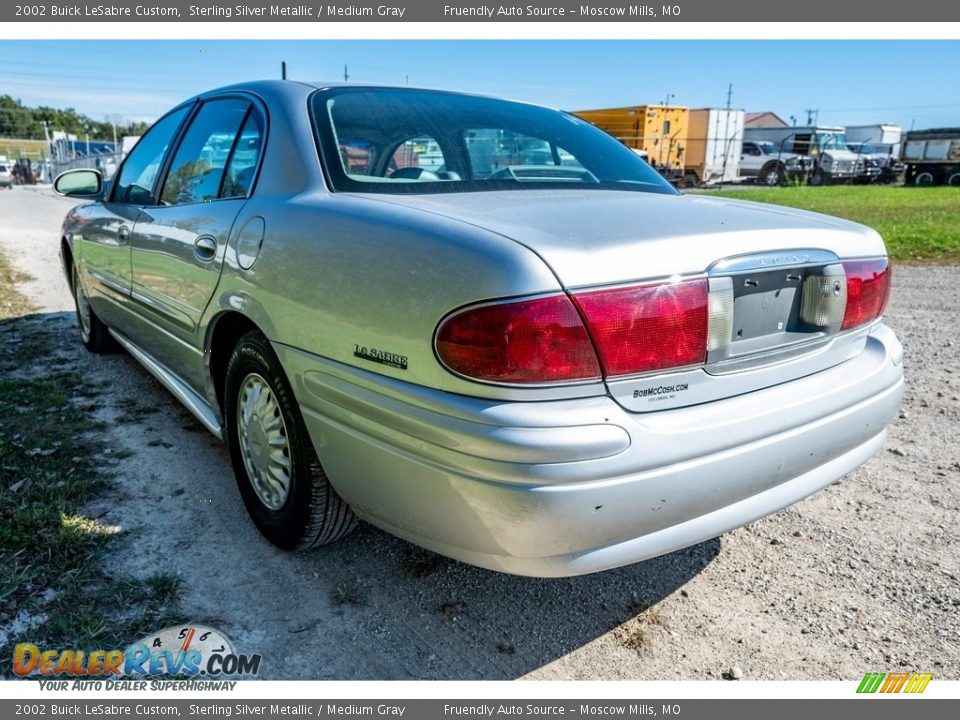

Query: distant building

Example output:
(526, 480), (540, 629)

(745, 112), (789, 129)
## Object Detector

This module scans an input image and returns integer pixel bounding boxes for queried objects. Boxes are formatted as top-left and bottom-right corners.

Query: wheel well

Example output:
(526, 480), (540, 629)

(208, 312), (260, 414)
(61, 238), (74, 288)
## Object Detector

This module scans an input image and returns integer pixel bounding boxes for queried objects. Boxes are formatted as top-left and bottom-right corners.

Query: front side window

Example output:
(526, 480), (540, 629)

(313, 88), (676, 195)
(160, 98), (250, 206)
(114, 106), (190, 205)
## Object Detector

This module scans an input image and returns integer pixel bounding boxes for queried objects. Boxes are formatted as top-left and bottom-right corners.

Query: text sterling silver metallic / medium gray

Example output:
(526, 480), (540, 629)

(54, 81), (903, 576)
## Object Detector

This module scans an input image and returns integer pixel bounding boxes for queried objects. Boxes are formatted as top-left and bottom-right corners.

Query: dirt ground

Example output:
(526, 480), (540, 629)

(1, 185), (957, 681)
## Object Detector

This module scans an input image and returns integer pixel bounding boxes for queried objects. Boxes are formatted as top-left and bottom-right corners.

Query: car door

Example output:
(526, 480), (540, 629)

(77, 106), (191, 332)
(127, 97), (263, 389)
(740, 142), (762, 175)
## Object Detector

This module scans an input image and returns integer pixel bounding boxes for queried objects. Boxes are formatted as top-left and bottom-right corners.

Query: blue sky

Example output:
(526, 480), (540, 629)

(2, 40), (959, 130)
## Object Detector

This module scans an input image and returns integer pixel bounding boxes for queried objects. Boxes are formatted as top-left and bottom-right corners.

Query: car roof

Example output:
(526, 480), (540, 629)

(187, 79), (554, 113)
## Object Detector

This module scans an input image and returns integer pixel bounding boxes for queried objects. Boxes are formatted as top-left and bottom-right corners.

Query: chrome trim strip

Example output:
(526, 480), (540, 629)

(109, 329), (223, 440)
(87, 269), (129, 297)
(708, 249), (839, 275)
(131, 286), (196, 332)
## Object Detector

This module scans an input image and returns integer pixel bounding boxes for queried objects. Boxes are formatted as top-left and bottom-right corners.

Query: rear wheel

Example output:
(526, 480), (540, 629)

(914, 170), (938, 186)
(224, 330), (356, 550)
(946, 169), (960, 187)
(72, 267), (115, 353)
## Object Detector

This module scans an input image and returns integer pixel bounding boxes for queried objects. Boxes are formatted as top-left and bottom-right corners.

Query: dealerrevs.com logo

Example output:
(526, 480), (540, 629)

(857, 672), (933, 694)
(13, 625), (261, 682)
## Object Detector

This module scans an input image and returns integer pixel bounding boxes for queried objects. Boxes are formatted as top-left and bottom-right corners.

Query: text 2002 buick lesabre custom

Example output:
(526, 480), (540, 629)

(55, 82), (902, 576)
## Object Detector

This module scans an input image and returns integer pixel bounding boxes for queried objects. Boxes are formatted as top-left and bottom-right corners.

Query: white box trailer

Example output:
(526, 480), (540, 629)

(684, 108), (744, 185)
(845, 124), (902, 154)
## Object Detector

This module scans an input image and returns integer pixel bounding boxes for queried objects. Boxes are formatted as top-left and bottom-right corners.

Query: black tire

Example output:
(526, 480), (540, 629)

(946, 169), (960, 187)
(224, 330), (356, 550)
(759, 162), (785, 187)
(914, 170), (938, 187)
(72, 267), (115, 353)
(809, 169), (826, 186)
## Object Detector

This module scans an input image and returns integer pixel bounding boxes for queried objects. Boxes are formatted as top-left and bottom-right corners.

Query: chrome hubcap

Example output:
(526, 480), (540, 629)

(75, 280), (91, 341)
(236, 373), (291, 510)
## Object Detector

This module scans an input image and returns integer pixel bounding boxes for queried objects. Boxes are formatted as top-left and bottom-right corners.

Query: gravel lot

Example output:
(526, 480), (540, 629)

(1, 185), (957, 681)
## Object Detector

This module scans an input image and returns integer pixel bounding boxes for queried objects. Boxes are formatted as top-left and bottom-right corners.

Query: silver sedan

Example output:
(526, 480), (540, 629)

(55, 81), (903, 576)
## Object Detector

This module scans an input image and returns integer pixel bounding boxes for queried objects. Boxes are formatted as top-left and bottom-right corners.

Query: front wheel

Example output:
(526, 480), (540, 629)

(759, 162), (785, 187)
(224, 330), (356, 550)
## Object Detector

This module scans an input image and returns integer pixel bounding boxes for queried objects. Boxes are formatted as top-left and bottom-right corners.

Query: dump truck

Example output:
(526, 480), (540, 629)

(900, 128), (960, 186)
(682, 108), (744, 185)
(574, 104), (689, 182)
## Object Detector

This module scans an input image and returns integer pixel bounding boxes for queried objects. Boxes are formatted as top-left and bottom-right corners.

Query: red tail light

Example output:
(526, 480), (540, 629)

(435, 295), (601, 384)
(841, 259), (892, 331)
(572, 279), (709, 376)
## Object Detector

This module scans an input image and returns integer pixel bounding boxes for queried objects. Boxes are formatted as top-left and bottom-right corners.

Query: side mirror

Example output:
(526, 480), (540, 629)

(54, 169), (103, 198)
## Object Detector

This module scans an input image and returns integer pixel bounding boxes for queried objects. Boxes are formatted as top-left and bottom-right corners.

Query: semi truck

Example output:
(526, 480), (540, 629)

(744, 125), (863, 185)
(682, 108), (745, 186)
(900, 128), (960, 186)
(574, 104), (689, 182)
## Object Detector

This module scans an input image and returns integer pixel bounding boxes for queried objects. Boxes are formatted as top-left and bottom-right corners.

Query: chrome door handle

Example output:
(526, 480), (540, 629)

(193, 235), (218, 262)
(117, 226), (130, 245)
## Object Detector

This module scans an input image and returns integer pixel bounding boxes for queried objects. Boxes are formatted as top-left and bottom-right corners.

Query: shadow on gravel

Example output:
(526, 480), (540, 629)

(310, 530), (721, 679)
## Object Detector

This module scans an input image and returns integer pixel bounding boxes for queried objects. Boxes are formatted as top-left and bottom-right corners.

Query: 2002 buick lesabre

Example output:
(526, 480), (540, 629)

(54, 81), (903, 576)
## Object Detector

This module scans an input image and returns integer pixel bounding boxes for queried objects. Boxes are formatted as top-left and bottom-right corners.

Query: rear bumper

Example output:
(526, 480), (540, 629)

(279, 323), (903, 576)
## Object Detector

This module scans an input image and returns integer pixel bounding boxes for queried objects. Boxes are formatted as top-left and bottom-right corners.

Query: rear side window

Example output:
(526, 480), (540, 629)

(221, 110), (264, 199)
(160, 98), (250, 206)
(114, 106), (190, 205)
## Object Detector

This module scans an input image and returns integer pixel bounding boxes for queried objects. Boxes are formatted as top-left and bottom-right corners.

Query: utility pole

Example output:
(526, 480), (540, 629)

(281, 61), (287, 80)
(41, 120), (51, 161)
(805, 108), (818, 126)
(343, 64), (349, 82)
(719, 83), (733, 190)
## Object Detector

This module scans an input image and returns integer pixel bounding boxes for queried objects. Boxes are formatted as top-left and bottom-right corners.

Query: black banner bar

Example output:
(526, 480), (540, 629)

(4, 0), (960, 23)
(1, 699), (958, 719)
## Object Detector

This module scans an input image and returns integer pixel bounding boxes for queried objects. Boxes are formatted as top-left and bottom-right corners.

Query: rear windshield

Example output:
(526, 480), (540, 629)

(311, 88), (677, 195)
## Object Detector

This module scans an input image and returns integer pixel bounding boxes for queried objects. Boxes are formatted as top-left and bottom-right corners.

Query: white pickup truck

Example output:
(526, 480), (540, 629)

(740, 140), (812, 185)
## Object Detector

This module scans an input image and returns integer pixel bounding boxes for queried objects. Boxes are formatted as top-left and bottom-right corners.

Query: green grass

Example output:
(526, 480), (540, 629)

(705, 186), (960, 262)
(0, 250), (185, 665)
(0, 138), (48, 161)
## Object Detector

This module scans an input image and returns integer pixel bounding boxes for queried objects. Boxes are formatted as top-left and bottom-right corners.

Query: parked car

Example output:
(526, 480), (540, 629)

(54, 82), (903, 577)
(0, 164), (13, 189)
(739, 140), (812, 185)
